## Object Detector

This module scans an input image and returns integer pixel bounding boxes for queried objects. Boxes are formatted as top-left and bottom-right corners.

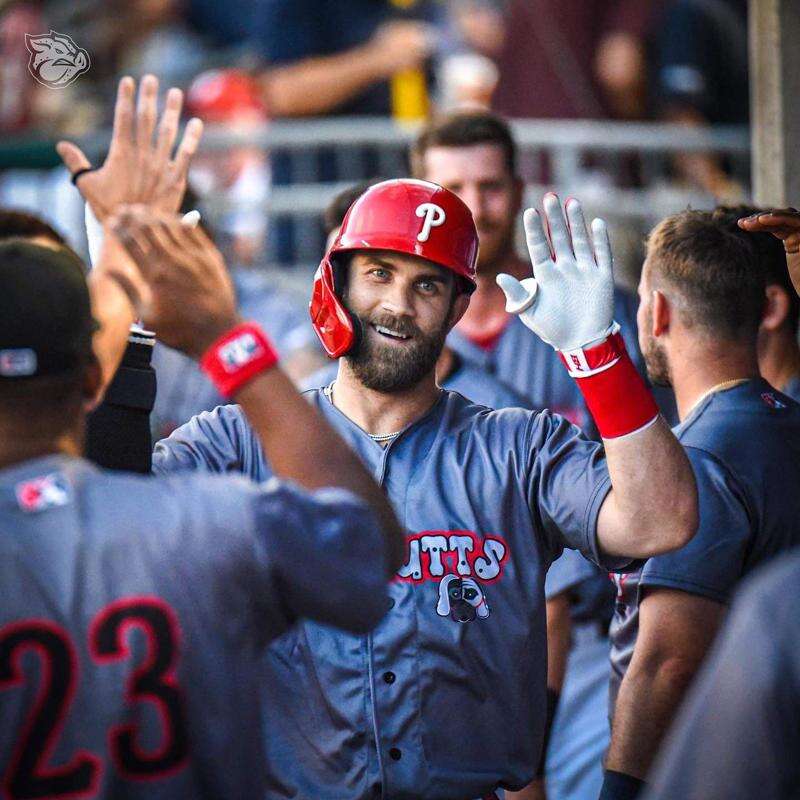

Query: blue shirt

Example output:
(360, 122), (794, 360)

(644, 547), (800, 800)
(609, 379), (800, 708)
(154, 389), (633, 798)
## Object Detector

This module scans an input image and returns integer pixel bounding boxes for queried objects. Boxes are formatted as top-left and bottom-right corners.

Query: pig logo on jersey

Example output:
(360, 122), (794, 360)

(25, 30), (90, 88)
(415, 203), (446, 242)
(15, 473), (71, 513)
(437, 575), (490, 623)
(397, 530), (508, 624)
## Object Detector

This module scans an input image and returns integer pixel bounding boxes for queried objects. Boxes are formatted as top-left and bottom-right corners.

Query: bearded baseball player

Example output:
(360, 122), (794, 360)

(146, 175), (698, 799)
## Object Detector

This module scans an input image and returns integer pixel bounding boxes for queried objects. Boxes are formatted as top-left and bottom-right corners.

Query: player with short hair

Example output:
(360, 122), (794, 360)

(412, 110), (632, 800)
(152, 173), (698, 798)
(602, 210), (800, 800)
(0, 223), (402, 798)
(0, 208), (69, 249)
(714, 205), (800, 401)
(409, 110), (675, 430)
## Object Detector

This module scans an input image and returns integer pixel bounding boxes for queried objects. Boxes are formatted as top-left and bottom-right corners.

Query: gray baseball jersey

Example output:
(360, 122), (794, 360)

(154, 389), (635, 799)
(152, 269), (319, 438)
(608, 379), (800, 711)
(0, 454), (387, 799)
(644, 547), (800, 800)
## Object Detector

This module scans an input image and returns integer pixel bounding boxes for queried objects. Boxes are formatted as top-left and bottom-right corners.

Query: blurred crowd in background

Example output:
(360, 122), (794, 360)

(0, 0), (748, 135)
(0, 0), (748, 268)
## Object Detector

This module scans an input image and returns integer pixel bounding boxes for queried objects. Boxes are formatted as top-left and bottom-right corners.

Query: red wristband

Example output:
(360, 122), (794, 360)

(200, 322), (279, 398)
(558, 325), (659, 438)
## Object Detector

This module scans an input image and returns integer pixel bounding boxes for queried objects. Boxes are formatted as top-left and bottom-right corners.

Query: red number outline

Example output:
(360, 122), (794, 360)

(89, 596), (187, 782)
(0, 619), (102, 800)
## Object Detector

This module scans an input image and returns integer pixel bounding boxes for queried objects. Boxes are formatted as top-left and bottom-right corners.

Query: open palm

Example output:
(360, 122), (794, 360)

(57, 74), (203, 222)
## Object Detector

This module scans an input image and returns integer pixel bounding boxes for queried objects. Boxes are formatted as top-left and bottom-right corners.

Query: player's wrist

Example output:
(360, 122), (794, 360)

(599, 769), (646, 800)
(557, 323), (659, 439)
(200, 321), (280, 399)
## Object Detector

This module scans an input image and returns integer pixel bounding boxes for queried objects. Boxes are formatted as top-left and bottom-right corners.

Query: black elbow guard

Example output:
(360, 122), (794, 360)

(86, 330), (156, 474)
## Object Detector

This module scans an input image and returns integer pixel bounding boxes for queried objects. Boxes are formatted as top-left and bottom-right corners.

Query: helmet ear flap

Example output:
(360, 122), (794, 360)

(309, 257), (359, 358)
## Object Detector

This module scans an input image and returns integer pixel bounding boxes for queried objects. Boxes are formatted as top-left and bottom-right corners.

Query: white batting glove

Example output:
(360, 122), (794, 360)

(497, 194), (614, 352)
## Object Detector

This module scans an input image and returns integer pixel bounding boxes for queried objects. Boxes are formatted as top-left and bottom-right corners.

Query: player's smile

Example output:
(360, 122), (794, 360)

(371, 323), (413, 343)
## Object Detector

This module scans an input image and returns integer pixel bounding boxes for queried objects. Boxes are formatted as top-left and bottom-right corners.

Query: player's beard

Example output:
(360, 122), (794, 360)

(641, 307), (672, 387)
(344, 308), (449, 393)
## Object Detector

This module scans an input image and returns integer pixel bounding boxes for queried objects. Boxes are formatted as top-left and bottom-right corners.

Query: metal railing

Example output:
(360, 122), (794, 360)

(0, 117), (750, 274)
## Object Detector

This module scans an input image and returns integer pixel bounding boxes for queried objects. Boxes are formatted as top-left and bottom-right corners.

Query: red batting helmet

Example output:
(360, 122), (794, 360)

(309, 179), (479, 358)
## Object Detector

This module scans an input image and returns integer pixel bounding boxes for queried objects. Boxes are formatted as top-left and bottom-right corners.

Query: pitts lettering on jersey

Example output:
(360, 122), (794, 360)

(396, 530), (509, 624)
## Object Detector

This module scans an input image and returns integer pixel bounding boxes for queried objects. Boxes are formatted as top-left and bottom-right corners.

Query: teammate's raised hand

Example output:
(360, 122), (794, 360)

(57, 75), (203, 223)
(738, 208), (800, 297)
(110, 205), (237, 358)
(497, 194), (614, 351)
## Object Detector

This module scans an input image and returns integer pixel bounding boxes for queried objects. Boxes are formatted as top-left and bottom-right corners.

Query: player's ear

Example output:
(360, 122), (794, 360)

(81, 356), (104, 413)
(651, 290), (671, 337)
(447, 289), (471, 331)
(760, 285), (790, 332)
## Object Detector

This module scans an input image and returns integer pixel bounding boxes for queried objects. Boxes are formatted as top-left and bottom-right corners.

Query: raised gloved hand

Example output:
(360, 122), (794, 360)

(497, 193), (614, 352)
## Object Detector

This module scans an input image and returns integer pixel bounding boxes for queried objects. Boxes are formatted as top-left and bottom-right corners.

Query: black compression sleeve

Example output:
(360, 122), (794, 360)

(85, 330), (156, 474)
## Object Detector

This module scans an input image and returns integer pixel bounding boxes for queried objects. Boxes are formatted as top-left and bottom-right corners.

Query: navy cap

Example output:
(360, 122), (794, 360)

(0, 240), (94, 379)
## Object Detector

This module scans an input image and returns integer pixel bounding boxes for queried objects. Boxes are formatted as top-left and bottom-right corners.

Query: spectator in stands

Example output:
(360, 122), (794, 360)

(186, 68), (271, 267)
(477, 0), (657, 120)
(642, 547), (800, 800)
(716, 205), (800, 402)
(252, 0), (441, 117)
(654, 0), (748, 198)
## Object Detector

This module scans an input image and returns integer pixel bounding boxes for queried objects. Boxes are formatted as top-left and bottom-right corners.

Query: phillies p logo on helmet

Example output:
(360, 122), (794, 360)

(415, 203), (446, 243)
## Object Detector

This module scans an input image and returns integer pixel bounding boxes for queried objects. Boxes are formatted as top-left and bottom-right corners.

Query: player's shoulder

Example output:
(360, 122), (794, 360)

(446, 362), (534, 410)
(439, 389), (579, 447)
(92, 462), (259, 515)
(678, 380), (800, 445)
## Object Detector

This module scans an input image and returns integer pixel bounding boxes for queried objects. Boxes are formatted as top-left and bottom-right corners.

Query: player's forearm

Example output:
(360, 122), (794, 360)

(545, 593), (571, 692)
(235, 368), (405, 573)
(263, 48), (384, 117)
(87, 272), (137, 398)
(599, 418), (697, 558)
(606, 649), (702, 780)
